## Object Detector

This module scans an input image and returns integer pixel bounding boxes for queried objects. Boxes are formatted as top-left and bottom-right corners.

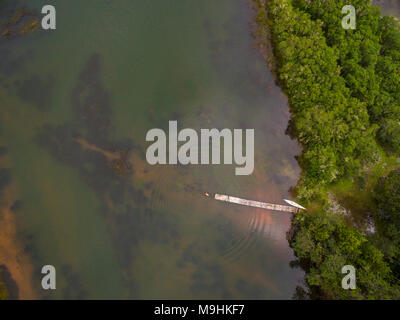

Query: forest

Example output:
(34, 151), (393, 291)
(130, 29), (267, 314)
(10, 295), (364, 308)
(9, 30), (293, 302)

(256, 0), (400, 299)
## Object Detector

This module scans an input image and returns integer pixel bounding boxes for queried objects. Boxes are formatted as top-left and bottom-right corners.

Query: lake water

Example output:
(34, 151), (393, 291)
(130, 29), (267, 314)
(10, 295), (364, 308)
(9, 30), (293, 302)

(1, 0), (307, 299)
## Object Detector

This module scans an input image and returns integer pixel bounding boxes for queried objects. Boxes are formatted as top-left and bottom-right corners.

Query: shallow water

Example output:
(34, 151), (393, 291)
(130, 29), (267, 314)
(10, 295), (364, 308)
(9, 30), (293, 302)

(0, 0), (305, 299)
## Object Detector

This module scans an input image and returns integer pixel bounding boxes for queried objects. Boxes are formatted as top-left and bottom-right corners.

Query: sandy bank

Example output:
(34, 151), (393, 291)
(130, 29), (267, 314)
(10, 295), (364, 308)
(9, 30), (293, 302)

(0, 183), (36, 299)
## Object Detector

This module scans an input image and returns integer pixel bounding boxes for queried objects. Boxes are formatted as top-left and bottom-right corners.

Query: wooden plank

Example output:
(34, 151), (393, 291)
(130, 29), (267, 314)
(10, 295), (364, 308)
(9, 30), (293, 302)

(214, 194), (299, 213)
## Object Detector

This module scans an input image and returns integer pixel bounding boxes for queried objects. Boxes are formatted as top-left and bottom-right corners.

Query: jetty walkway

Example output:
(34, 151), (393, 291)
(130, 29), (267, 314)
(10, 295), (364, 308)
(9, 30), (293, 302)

(213, 194), (301, 213)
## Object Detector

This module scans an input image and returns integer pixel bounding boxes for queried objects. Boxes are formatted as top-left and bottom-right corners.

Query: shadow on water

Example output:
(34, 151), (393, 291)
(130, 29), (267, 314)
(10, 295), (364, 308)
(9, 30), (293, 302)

(16, 74), (55, 111)
(0, 168), (11, 196)
(0, 265), (19, 300)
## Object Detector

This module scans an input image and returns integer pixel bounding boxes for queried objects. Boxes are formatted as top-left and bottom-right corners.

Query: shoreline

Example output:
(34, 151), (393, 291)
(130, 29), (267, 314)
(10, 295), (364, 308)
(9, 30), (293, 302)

(249, 0), (281, 88)
(255, 0), (400, 299)
(0, 2), (43, 300)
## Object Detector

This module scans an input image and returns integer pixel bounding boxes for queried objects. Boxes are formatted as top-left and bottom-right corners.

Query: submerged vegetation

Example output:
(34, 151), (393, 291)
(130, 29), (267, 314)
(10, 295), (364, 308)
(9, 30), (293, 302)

(0, 0), (39, 301)
(255, 0), (400, 298)
(0, 281), (6, 300)
(0, 2), (39, 39)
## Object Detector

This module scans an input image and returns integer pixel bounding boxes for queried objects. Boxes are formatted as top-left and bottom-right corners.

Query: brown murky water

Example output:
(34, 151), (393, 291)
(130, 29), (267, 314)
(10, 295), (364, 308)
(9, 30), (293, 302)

(0, 0), (307, 299)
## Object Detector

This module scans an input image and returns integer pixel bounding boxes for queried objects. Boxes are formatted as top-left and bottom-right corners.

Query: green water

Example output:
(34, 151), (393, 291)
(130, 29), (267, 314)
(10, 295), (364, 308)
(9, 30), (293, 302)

(0, 0), (305, 299)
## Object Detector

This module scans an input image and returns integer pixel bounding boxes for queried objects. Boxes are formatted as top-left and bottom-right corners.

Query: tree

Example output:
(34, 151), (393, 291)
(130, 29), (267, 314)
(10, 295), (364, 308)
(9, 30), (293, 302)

(291, 209), (399, 299)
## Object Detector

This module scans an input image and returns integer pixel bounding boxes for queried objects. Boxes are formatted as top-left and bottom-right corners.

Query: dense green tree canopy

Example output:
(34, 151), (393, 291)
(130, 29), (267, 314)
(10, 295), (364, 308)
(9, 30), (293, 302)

(263, 0), (400, 299)
(373, 169), (400, 278)
(292, 210), (399, 299)
(267, 0), (385, 200)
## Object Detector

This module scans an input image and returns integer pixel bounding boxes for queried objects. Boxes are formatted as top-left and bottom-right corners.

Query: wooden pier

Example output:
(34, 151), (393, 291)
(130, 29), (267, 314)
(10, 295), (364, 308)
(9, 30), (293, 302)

(214, 194), (301, 213)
